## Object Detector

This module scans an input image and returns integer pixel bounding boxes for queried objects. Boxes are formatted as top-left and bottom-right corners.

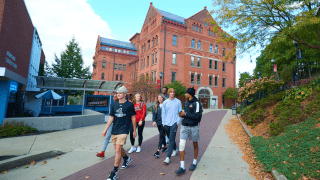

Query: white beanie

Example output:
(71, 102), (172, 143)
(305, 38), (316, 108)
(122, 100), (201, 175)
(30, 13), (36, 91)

(117, 86), (128, 93)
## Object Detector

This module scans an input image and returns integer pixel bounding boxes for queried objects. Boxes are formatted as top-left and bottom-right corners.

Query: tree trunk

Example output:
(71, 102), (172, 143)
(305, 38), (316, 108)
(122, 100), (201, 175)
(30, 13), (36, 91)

(309, 66), (312, 79)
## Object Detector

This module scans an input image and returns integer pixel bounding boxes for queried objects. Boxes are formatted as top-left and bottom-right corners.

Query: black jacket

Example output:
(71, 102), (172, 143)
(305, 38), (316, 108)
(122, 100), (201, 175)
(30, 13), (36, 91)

(182, 97), (201, 126)
(152, 104), (162, 125)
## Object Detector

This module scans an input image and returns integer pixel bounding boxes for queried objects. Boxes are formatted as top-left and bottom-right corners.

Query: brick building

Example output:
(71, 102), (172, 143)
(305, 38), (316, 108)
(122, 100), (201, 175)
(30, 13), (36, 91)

(92, 3), (236, 108)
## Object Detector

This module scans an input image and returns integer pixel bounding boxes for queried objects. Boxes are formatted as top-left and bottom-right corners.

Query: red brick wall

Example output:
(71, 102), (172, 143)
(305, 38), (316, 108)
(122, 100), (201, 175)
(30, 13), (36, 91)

(0, 0), (34, 80)
(0, 0), (4, 33)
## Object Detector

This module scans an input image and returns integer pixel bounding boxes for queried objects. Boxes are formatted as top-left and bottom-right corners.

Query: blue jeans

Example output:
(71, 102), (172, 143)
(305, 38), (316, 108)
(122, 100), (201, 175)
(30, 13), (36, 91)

(163, 123), (178, 158)
(102, 123), (113, 151)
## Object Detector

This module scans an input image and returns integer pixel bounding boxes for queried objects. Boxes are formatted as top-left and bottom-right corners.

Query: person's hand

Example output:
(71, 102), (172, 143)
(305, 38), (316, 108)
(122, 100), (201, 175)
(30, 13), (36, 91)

(179, 111), (185, 117)
(101, 130), (107, 137)
(138, 120), (143, 126)
(133, 131), (137, 138)
(153, 122), (156, 126)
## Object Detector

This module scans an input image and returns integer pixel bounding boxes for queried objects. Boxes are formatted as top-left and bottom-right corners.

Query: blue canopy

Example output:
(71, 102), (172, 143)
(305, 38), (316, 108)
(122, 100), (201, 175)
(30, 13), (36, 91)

(35, 90), (62, 100)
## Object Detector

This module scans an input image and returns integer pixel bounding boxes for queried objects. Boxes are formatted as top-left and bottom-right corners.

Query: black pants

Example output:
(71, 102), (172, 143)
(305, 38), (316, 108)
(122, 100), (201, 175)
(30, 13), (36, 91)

(163, 123), (178, 158)
(130, 121), (145, 146)
(157, 124), (166, 150)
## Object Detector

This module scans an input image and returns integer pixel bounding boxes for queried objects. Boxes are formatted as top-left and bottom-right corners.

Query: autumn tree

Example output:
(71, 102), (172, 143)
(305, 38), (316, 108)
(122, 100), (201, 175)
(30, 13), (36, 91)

(223, 87), (238, 105)
(129, 75), (158, 103)
(210, 0), (320, 55)
(164, 80), (187, 96)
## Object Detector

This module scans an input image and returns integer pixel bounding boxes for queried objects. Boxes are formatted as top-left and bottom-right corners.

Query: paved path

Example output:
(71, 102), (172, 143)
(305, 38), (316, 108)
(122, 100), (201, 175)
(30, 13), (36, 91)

(62, 110), (227, 180)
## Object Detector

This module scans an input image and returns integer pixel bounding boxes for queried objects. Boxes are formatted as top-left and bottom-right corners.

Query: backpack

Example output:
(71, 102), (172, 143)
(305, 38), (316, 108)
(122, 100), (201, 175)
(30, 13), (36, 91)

(140, 102), (147, 119)
(197, 101), (203, 124)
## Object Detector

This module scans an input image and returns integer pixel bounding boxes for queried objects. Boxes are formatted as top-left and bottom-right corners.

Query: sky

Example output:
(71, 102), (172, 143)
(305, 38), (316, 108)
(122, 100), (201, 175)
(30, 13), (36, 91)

(24, 0), (259, 86)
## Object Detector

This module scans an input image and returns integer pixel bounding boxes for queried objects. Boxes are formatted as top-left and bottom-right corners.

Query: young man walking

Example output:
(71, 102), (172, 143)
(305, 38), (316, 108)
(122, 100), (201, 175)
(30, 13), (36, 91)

(175, 87), (201, 175)
(162, 88), (182, 164)
(102, 86), (137, 180)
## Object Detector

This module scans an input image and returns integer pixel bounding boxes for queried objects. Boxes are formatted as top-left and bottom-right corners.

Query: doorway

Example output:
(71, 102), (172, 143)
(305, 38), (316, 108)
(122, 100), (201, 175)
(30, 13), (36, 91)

(198, 89), (210, 109)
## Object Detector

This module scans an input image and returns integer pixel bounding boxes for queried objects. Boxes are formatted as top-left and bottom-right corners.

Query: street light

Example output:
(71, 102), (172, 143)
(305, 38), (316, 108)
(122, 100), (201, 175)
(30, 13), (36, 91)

(271, 58), (275, 77)
(159, 72), (163, 93)
(293, 40), (299, 85)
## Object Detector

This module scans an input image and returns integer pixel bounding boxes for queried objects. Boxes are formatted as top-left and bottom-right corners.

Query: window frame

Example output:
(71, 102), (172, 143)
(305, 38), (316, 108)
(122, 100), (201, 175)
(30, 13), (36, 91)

(173, 35), (177, 46)
(198, 41), (201, 50)
(191, 39), (195, 48)
(210, 44), (213, 53)
(101, 73), (105, 80)
(116, 74), (118, 81)
(223, 62), (226, 72)
(209, 59), (212, 69)
(223, 78), (226, 88)
(114, 63), (118, 70)
(191, 56), (195, 67)
(102, 62), (106, 68)
(223, 48), (226, 56)
(209, 76), (213, 86)
(191, 73), (195, 85)
(215, 60), (218, 70)
(171, 72), (176, 82)
(172, 53), (177, 65)
(197, 57), (201, 67)
(155, 52), (157, 64)
(215, 76), (218, 86)
(197, 74), (201, 85)
(118, 64), (122, 70)
(215, 45), (218, 54)
(123, 65), (126, 71)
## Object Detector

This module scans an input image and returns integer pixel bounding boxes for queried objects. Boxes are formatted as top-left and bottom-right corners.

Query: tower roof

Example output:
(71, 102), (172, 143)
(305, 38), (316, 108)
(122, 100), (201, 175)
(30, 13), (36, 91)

(156, 8), (185, 25)
(100, 37), (137, 51)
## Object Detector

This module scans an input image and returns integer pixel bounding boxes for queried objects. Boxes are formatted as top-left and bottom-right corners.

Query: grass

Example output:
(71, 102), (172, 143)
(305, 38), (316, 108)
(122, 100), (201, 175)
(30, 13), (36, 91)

(251, 112), (320, 180)
(0, 121), (37, 138)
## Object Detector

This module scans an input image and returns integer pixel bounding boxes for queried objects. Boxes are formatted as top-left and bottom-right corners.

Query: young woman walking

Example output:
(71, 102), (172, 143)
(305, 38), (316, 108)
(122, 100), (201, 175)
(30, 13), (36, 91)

(153, 94), (168, 158)
(128, 93), (146, 153)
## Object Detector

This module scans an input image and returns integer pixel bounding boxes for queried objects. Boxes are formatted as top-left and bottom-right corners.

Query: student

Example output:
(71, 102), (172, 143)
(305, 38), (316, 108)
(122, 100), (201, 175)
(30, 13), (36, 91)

(162, 88), (182, 164)
(175, 87), (201, 175)
(96, 94), (118, 158)
(101, 86), (137, 180)
(161, 87), (169, 99)
(152, 94), (168, 158)
(128, 93), (146, 153)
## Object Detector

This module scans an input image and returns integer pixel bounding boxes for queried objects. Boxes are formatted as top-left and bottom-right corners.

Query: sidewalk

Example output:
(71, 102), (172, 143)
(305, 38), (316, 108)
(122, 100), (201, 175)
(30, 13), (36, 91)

(0, 109), (255, 180)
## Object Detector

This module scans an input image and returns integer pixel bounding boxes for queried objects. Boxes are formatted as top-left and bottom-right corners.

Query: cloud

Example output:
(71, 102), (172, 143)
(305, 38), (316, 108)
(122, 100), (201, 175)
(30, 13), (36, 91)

(24, 0), (113, 72)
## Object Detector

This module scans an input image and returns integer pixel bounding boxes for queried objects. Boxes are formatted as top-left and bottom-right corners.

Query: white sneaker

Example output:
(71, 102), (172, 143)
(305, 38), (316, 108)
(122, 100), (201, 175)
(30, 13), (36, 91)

(171, 149), (178, 156)
(136, 147), (141, 153)
(163, 157), (170, 164)
(128, 146), (136, 153)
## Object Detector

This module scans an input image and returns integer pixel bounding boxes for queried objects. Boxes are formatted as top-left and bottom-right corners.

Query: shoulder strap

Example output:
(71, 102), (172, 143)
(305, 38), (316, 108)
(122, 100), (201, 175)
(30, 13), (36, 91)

(141, 102), (143, 109)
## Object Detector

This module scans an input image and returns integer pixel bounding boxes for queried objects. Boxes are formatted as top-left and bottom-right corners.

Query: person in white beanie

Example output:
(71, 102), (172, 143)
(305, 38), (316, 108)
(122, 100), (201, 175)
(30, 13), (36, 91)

(102, 86), (137, 180)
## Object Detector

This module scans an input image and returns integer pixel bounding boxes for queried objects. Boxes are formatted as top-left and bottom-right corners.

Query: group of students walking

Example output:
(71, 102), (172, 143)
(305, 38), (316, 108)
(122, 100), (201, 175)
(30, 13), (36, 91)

(98, 86), (202, 180)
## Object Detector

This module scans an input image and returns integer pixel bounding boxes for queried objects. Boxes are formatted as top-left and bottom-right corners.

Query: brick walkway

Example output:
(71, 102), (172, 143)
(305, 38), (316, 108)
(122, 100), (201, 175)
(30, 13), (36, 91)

(62, 110), (227, 180)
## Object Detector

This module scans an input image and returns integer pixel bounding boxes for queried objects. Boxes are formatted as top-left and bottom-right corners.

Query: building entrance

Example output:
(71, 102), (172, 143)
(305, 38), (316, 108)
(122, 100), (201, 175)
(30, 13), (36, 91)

(198, 89), (210, 109)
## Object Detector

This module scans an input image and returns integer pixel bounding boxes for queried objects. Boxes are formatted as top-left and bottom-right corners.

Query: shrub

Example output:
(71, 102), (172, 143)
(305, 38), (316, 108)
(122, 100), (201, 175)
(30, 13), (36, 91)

(0, 121), (37, 138)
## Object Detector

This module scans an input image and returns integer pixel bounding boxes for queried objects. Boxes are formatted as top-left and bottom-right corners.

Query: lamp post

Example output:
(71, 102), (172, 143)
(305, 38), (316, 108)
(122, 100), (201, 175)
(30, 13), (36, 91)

(159, 72), (163, 93)
(293, 40), (299, 85)
(271, 58), (275, 77)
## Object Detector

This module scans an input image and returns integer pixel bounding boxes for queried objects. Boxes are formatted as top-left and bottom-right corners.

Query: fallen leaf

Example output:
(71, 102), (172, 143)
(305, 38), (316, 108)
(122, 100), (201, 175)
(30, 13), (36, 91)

(42, 161), (47, 165)
(300, 162), (304, 166)
(293, 172), (297, 175)
(15, 167), (19, 169)
(51, 169), (54, 170)
(90, 149), (92, 150)
(57, 158), (60, 159)
(31, 161), (37, 165)
(2, 171), (8, 174)
(160, 173), (165, 175)
(316, 170), (320, 173)
(85, 176), (90, 178)
(283, 161), (288, 164)
(289, 154), (293, 157)
(317, 137), (319, 140)
(204, 174), (207, 175)
(227, 168), (230, 170)
(24, 166), (29, 168)
(41, 176), (46, 178)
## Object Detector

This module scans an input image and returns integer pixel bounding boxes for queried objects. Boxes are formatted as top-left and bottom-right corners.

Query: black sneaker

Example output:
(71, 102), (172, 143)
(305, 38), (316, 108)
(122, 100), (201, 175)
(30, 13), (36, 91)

(107, 171), (117, 180)
(121, 157), (132, 169)
(162, 147), (168, 153)
(154, 151), (160, 158)
(189, 164), (197, 171)
(175, 167), (186, 175)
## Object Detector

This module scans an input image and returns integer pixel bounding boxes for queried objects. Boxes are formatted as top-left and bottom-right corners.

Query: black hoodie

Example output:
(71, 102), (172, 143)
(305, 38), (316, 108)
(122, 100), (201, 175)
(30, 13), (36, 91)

(182, 97), (201, 126)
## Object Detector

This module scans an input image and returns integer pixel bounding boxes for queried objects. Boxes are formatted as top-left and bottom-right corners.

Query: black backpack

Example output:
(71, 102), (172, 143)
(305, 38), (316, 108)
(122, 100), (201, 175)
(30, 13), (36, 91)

(197, 101), (203, 124)
(140, 102), (147, 119)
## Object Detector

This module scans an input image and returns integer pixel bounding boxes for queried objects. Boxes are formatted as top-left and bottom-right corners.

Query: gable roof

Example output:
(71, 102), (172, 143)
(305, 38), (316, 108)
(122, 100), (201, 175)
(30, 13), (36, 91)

(100, 37), (137, 51)
(156, 8), (185, 25)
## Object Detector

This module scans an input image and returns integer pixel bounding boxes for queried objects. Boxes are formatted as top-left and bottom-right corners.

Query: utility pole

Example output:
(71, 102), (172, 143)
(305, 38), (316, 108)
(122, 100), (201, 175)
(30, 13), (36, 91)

(163, 19), (167, 87)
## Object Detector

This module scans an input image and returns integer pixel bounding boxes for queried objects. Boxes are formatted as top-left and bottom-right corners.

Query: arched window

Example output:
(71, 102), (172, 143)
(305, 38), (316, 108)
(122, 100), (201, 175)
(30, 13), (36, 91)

(120, 75), (123, 81)
(199, 25), (202, 33)
(101, 73), (104, 80)
(208, 29), (210, 35)
(156, 36), (158, 44)
(153, 38), (155, 46)
(210, 44), (213, 52)
(215, 45), (218, 53)
(141, 45), (143, 52)
(193, 24), (195, 31)
(191, 39), (195, 48)
(196, 25), (198, 32)
(198, 41), (201, 50)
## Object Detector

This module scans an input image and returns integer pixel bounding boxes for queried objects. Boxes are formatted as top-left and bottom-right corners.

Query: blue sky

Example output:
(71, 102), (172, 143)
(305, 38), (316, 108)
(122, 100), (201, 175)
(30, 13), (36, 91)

(25, 0), (258, 85)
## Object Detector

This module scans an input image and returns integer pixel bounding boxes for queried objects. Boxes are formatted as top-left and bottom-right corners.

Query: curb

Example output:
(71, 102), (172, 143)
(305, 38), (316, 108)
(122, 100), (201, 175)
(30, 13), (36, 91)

(0, 150), (65, 172)
(236, 114), (288, 180)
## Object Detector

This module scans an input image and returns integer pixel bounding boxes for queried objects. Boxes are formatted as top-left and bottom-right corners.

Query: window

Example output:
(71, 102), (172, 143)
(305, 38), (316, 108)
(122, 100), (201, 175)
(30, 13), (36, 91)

(109, 48), (112, 51)
(196, 26), (198, 31)
(101, 46), (106, 50)
(153, 38), (155, 46)
(199, 26), (201, 33)
(171, 72), (176, 82)
(148, 40), (150, 49)
(197, 57), (201, 67)
(223, 78), (226, 88)
(121, 50), (124, 53)
(191, 39), (195, 48)
(193, 24), (195, 31)
(114, 63), (118, 70)
(151, 72), (153, 81)
(119, 64), (122, 70)
(173, 35), (177, 46)
(156, 36), (158, 44)
(141, 59), (143, 69)
(155, 52), (157, 64)
(209, 76), (213, 86)
(172, 53), (177, 65)
(123, 65), (126, 71)
(102, 62), (106, 68)
(223, 48), (226, 56)
(214, 32), (216, 37)
(223, 62), (226, 72)
(208, 29), (210, 35)
(209, 59), (212, 69)
(101, 73), (104, 80)
(191, 56), (195, 67)
(191, 73), (195, 84)
(152, 54), (154, 65)
(215, 45), (218, 54)
(204, 22), (207, 26)
(116, 74), (118, 81)
(141, 46), (143, 53)
(103, 57), (106, 60)
(215, 60), (218, 70)
(211, 31), (213, 36)
(147, 56), (149, 67)
(210, 44), (213, 52)
(198, 41), (201, 50)
(143, 58), (145, 69)
(197, 74), (201, 85)
(215, 76), (218, 86)
(120, 75), (123, 81)
(45, 97), (65, 107)
(154, 71), (156, 83)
